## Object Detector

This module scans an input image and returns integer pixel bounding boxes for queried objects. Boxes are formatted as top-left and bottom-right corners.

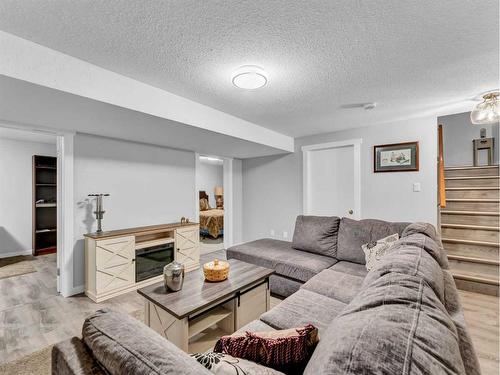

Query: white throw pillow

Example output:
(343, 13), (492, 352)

(362, 233), (399, 271)
(191, 352), (284, 375)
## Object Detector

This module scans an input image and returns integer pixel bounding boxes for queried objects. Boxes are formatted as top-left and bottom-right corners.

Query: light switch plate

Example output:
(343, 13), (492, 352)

(413, 182), (421, 192)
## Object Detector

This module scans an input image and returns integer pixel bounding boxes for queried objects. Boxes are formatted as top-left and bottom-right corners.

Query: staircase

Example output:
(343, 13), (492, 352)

(441, 165), (500, 296)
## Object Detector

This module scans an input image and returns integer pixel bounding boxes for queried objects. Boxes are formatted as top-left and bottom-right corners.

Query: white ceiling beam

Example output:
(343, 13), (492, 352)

(0, 31), (294, 152)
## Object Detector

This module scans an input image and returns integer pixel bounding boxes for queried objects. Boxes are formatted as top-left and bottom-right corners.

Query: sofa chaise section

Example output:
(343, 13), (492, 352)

(226, 238), (337, 282)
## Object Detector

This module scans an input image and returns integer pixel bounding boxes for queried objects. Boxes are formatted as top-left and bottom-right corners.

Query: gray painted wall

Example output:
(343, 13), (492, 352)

(73, 134), (195, 288)
(0, 137), (56, 257)
(197, 159), (223, 207)
(242, 116), (438, 242)
(439, 111), (499, 166)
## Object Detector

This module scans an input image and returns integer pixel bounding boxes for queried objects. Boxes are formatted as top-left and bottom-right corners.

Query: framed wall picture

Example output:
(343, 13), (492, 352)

(374, 141), (419, 172)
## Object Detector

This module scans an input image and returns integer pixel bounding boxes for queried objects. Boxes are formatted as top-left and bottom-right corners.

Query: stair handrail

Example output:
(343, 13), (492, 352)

(438, 124), (446, 208)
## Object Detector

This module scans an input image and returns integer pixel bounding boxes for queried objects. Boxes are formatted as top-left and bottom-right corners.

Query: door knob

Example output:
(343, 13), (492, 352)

(348, 209), (354, 214)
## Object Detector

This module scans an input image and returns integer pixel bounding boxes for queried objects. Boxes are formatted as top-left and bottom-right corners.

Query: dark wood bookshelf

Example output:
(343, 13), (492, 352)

(33, 155), (57, 255)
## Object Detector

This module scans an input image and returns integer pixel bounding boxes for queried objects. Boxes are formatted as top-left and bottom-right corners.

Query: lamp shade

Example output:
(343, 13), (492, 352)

(214, 186), (223, 196)
(471, 92), (500, 125)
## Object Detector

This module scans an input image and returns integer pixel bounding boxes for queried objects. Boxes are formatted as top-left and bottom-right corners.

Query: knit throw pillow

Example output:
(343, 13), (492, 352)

(213, 325), (318, 370)
(362, 233), (399, 271)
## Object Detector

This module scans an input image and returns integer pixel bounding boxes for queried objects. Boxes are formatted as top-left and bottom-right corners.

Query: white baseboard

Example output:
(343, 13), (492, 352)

(0, 249), (33, 259)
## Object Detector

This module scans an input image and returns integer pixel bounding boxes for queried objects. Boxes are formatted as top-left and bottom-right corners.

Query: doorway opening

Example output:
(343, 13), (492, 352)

(0, 126), (59, 295)
(195, 154), (230, 255)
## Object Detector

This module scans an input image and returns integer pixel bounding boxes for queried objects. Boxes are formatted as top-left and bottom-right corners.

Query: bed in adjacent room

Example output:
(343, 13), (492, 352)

(199, 191), (224, 238)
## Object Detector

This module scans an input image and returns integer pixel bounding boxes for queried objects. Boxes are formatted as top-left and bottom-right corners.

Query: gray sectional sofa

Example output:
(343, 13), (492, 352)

(227, 216), (409, 297)
(52, 218), (480, 375)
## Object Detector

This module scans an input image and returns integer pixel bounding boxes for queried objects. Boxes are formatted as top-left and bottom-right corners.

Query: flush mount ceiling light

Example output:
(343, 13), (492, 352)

(470, 91), (500, 125)
(232, 65), (268, 90)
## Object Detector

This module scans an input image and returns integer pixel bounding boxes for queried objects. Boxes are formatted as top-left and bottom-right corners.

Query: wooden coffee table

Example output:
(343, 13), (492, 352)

(137, 259), (274, 353)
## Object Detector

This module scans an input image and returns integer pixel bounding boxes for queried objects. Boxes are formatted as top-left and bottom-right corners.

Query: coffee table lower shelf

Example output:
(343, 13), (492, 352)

(143, 280), (270, 353)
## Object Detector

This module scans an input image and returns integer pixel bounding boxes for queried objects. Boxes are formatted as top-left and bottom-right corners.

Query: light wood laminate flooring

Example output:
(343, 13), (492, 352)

(0, 252), (498, 375)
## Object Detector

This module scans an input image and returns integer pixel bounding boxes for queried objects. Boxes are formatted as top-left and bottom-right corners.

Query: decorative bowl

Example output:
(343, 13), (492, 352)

(203, 259), (229, 282)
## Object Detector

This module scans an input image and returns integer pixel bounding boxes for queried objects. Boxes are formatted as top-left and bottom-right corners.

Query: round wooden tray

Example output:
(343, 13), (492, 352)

(203, 259), (229, 282)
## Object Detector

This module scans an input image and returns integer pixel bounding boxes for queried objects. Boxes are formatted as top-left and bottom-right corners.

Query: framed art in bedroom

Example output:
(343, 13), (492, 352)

(373, 141), (419, 172)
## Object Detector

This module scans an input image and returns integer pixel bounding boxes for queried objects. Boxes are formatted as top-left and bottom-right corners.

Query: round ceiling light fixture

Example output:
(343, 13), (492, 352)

(470, 91), (500, 125)
(232, 65), (268, 90)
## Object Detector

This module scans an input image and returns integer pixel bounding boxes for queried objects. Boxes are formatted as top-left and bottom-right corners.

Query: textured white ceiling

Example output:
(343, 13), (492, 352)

(0, 1), (498, 137)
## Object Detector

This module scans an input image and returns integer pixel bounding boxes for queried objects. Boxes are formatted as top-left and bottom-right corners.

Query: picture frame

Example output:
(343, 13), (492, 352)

(374, 141), (419, 172)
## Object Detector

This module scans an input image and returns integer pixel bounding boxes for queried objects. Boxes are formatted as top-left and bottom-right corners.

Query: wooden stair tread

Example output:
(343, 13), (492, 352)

(442, 238), (500, 247)
(445, 165), (499, 170)
(450, 271), (499, 285)
(445, 187), (500, 190)
(440, 210), (500, 216)
(445, 176), (499, 180)
(445, 198), (499, 202)
(441, 223), (499, 231)
(447, 254), (499, 265)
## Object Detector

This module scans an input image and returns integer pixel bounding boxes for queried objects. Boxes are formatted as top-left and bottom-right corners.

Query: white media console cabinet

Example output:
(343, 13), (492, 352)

(84, 222), (200, 303)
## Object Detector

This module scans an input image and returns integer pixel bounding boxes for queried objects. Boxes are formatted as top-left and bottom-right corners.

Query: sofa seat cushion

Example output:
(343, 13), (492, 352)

(260, 289), (346, 333)
(329, 261), (368, 278)
(82, 309), (211, 375)
(303, 273), (467, 375)
(269, 274), (302, 298)
(301, 269), (363, 304)
(227, 239), (337, 282)
(291, 215), (340, 257)
(337, 218), (409, 264)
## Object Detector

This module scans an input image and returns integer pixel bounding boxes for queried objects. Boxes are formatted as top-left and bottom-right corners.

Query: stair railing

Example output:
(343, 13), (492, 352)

(438, 124), (446, 208)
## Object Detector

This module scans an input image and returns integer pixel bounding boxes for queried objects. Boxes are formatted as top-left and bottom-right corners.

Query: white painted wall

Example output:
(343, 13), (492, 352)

(242, 116), (438, 242)
(0, 137), (56, 257)
(439, 111), (499, 166)
(73, 134), (195, 289)
(197, 159), (223, 207)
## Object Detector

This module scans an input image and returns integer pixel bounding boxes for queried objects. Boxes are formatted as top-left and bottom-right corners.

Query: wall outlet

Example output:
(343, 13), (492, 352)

(283, 231), (288, 239)
(270, 229), (275, 237)
(413, 182), (421, 192)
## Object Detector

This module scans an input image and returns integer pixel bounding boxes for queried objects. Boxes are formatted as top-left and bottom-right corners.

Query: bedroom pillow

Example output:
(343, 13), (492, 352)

(292, 215), (340, 258)
(200, 198), (210, 211)
(361, 233), (399, 271)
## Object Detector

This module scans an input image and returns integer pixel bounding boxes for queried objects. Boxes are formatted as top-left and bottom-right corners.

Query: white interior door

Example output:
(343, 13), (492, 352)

(303, 139), (361, 219)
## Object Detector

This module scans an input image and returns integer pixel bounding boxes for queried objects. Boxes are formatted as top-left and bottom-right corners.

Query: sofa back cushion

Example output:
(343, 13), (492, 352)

(292, 215), (340, 257)
(304, 272), (467, 375)
(364, 227), (446, 301)
(336, 218), (409, 264)
(82, 309), (211, 375)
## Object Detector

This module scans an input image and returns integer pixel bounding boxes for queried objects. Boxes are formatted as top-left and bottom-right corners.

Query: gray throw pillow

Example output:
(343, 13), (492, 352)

(291, 215), (340, 258)
(337, 218), (409, 264)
